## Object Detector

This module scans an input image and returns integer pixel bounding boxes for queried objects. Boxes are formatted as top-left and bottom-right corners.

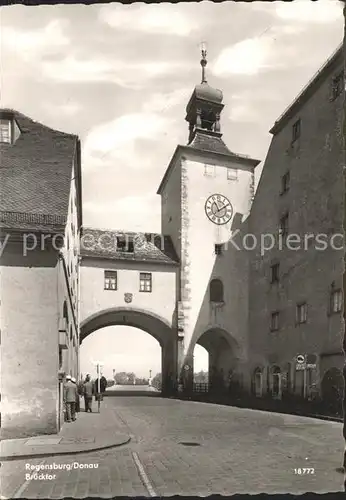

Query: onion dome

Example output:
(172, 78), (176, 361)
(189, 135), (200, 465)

(194, 82), (223, 105)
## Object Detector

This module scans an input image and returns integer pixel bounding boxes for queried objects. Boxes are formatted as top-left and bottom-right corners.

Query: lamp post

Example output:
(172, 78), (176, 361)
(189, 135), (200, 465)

(93, 360), (103, 413)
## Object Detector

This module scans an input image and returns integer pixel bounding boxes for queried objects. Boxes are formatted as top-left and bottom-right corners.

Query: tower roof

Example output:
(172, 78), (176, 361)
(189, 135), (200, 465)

(185, 43), (225, 144)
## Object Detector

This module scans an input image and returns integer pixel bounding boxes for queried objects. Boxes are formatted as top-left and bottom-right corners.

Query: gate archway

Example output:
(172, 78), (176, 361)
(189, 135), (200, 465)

(80, 307), (177, 394)
(194, 327), (241, 394)
(321, 367), (344, 415)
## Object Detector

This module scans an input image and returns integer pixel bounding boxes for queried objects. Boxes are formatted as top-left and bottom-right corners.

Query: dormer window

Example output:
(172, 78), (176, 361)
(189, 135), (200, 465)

(0, 119), (11, 144)
(116, 235), (134, 253)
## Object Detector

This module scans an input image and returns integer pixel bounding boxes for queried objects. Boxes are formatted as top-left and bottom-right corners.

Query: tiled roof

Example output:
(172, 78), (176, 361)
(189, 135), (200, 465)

(187, 130), (258, 166)
(0, 109), (77, 228)
(188, 130), (235, 156)
(80, 228), (179, 266)
(0, 211), (66, 233)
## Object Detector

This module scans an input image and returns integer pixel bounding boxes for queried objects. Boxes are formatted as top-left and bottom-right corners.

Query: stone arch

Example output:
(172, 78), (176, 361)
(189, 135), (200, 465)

(80, 307), (177, 394)
(321, 367), (344, 414)
(209, 278), (224, 303)
(80, 307), (173, 346)
(194, 327), (241, 393)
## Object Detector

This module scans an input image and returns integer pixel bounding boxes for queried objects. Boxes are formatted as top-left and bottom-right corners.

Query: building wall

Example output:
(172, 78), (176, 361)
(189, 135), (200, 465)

(0, 241), (59, 438)
(59, 155), (80, 381)
(80, 259), (177, 330)
(160, 159), (182, 262)
(248, 52), (344, 397)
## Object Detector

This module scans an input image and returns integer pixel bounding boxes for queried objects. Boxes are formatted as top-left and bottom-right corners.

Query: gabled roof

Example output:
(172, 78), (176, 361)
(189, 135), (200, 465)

(0, 109), (79, 229)
(80, 227), (179, 266)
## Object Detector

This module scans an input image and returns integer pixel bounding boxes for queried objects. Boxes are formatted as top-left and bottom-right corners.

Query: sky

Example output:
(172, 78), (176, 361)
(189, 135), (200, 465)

(1, 1), (343, 379)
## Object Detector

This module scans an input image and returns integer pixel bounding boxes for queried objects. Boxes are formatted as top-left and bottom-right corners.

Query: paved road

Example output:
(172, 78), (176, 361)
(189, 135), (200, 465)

(2, 396), (344, 498)
(108, 384), (160, 394)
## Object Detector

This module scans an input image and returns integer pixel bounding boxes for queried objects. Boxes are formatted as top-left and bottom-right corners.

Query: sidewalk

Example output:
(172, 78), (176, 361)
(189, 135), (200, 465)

(0, 398), (131, 461)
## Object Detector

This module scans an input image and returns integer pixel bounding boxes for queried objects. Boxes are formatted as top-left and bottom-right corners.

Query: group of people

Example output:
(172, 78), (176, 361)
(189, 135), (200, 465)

(63, 373), (108, 422)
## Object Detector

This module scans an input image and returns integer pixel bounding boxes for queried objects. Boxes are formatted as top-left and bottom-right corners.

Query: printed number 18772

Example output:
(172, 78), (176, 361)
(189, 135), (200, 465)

(294, 468), (315, 475)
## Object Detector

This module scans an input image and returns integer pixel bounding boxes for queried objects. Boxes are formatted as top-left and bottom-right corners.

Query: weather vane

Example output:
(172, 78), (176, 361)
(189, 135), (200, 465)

(200, 41), (207, 84)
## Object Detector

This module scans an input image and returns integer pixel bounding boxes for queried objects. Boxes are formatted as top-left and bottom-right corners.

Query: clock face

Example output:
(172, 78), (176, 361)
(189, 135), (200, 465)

(205, 194), (233, 225)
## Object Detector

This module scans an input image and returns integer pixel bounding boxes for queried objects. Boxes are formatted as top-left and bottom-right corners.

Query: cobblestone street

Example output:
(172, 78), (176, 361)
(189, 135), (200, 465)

(1, 396), (344, 498)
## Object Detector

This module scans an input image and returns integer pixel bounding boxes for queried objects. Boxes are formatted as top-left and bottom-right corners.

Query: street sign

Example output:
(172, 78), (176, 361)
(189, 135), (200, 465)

(306, 363), (317, 369)
(184, 365), (190, 371)
(296, 363), (306, 371)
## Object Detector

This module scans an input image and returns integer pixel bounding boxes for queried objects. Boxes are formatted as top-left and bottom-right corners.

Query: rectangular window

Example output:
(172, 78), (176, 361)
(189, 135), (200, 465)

(116, 236), (134, 253)
(331, 71), (344, 101)
(214, 244), (223, 255)
(270, 263), (279, 283)
(227, 168), (238, 181)
(140, 272), (152, 292)
(279, 213), (289, 237)
(204, 164), (215, 177)
(281, 171), (290, 194)
(292, 119), (301, 142)
(104, 270), (117, 290)
(296, 302), (307, 324)
(330, 289), (342, 313)
(0, 119), (11, 143)
(270, 312), (279, 331)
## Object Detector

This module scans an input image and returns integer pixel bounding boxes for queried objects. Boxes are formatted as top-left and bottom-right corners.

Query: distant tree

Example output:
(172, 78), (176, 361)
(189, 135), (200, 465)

(107, 379), (115, 387)
(194, 370), (208, 384)
(127, 372), (136, 385)
(134, 377), (149, 385)
(152, 372), (162, 390)
(114, 372), (129, 385)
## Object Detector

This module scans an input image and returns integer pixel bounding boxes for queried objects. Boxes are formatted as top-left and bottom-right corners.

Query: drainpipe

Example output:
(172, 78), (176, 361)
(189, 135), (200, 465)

(342, 1), (346, 489)
(77, 253), (81, 381)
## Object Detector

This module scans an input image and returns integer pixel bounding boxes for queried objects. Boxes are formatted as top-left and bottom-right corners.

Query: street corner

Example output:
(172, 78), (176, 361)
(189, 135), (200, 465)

(0, 432), (131, 461)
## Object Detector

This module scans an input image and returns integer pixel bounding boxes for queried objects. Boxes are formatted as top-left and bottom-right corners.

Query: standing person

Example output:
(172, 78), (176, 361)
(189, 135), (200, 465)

(63, 374), (77, 423)
(94, 374), (107, 403)
(100, 374), (107, 395)
(83, 374), (94, 412)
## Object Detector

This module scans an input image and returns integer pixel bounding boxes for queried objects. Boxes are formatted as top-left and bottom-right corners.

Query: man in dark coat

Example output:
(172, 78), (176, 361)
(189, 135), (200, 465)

(100, 375), (107, 393)
(94, 375), (107, 401)
(63, 374), (78, 422)
(83, 374), (94, 412)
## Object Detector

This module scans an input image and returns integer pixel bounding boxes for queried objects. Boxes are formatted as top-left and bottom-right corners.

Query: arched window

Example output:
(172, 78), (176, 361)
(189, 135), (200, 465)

(271, 366), (282, 399)
(210, 279), (224, 303)
(252, 368), (263, 397)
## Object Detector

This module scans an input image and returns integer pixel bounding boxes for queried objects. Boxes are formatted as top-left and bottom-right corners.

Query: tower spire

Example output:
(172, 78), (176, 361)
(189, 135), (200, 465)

(200, 41), (207, 84)
(185, 42), (224, 144)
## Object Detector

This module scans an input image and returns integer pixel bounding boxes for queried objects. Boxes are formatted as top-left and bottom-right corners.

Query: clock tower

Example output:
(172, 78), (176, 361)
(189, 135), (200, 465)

(158, 45), (260, 392)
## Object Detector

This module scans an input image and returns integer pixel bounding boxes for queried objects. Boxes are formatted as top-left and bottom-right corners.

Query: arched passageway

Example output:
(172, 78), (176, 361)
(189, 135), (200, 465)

(194, 328), (241, 395)
(80, 307), (177, 395)
(321, 367), (344, 415)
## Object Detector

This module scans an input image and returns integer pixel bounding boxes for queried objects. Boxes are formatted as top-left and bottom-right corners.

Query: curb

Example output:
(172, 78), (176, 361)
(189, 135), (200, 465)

(0, 434), (131, 462)
(174, 395), (343, 423)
